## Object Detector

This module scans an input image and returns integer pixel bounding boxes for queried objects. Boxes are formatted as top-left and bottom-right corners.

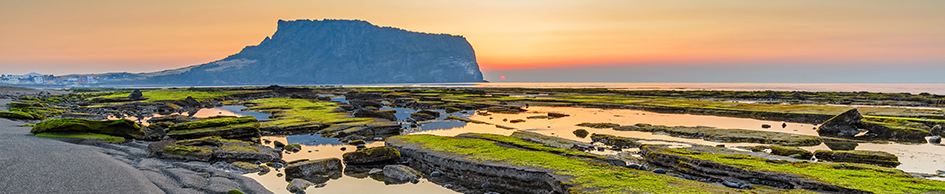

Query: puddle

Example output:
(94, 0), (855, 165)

(106, 105), (271, 126)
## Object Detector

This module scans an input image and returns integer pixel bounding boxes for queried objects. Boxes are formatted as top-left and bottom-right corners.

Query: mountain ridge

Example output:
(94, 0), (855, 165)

(93, 19), (484, 86)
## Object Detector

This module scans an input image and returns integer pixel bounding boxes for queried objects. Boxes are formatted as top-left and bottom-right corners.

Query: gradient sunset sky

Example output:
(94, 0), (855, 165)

(1, 0), (943, 83)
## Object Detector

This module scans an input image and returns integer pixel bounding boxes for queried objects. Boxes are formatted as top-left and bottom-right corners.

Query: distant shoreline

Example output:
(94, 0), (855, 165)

(5, 82), (945, 95)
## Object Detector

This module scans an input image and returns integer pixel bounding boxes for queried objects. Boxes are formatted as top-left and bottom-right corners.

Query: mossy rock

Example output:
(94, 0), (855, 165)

(347, 140), (365, 145)
(342, 147), (400, 164)
(589, 133), (641, 148)
(175, 136), (255, 146)
(168, 116), (257, 131)
(445, 107), (462, 113)
(34, 132), (126, 143)
(572, 129), (589, 138)
(576, 122), (620, 129)
(166, 121), (260, 140)
(31, 118), (145, 139)
(814, 150), (901, 167)
(0, 111), (35, 119)
(226, 190), (244, 194)
(284, 143), (302, 151)
(162, 144), (213, 161)
(769, 146), (813, 159)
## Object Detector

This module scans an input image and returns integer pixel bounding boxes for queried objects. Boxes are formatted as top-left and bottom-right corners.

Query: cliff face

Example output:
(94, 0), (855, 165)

(127, 19), (483, 85)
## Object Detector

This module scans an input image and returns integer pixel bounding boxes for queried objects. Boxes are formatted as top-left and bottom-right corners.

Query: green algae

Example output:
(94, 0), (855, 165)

(168, 116), (257, 131)
(93, 88), (245, 102)
(243, 98), (377, 128)
(647, 146), (945, 194)
(163, 144), (212, 156)
(390, 134), (739, 194)
(34, 132), (125, 143)
(813, 150), (901, 167)
(0, 111), (36, 119)
(31, 118), (144, 139)
(462, 133), (599, 158)
(769, 146), (812, 159)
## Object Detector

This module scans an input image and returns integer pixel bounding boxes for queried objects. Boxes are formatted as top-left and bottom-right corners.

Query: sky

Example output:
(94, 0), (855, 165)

(1, 0), (944, 83)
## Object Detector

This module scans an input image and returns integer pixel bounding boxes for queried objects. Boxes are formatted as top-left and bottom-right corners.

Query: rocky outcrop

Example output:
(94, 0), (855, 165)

(769, 146), (813, 160)
(354, 109), (397, 121)
(284, 158), (343, 183)
(149, 136), (280, 162)
(386, 137), (571, 194)
(383, 165), (421, 183)
(342, 147), (401, 164)
(410, 110), (440, 121)
(611, 123), (823, 146)
(105, 19), (484, 86)
(286, 179), (313, 193)
(30, 118), (147, 139)
(166, 116), (261, 139)
(817, 109), (863, 137)
(589, 133), (642, 148)
(813, 150), (901, 167)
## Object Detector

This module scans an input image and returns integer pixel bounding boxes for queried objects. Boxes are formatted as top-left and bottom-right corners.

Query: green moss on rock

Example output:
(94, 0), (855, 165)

(0, 111), (36, 119)
(589, 133), (642, 148)
(168, 116), (257, 131)
(34, 132), (125, 143)
(342, 147), (400, 164)
(813, 150), (901, 167)
(576, 122), (620, 129)
(769, 146), (813, 159)
(31, 118), (144, 139)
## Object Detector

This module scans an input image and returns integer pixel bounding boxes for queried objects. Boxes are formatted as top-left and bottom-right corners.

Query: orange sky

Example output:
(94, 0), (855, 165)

(1, 0), (944, 74)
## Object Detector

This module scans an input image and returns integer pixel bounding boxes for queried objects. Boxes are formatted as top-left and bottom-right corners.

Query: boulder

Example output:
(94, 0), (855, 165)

(383, 165), (421, 183)
(932, 125), (943, 136)
(285, 158), (343, 180)
(212, 144), (281, 162)
(817, 109), (863, 137)
(342, 147), (401, 164)
(572, 129), (589, 138)
(930, 136), (941, 144)
(30, 118), (146, 139)
(128, 89), (144, 100)
(286, 178), (313, 193)
(814, 150), (900, 167)
(858, 120), (930, 142)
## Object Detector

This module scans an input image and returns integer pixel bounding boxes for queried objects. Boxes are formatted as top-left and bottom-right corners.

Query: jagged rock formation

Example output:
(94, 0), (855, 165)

(107, 19), (484, 85)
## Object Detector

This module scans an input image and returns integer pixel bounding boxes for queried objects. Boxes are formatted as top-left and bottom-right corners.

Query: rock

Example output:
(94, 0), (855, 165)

(572, 129), (589, 138)
(128, 89), (144, 100)
(30, 118), (146, 139)
(347, 139), (365, 145)
(782, 123), (787, 128)
(547, 112), (570, 118)
(770, 146), (813, 160)
(354, 109), (397, 121)
(932, 125), (944, 136)
(814, 150), (901, 167)
(445, 107), (462, 113)
(165, 116), (260, 139)
(822, 138), (859, 150)
(274, 140), (286, 148)
(508, 119), (525, 123)
(342, 147), (401, 164)
(723, 181), (741, 188)
(369, 168), (383, 175)
(410, 111), (439, 121)
(284, 143), (302, 152)
(160, 144), (213, 161)
(330, 124), (402, 138)
(930, 136), (941, 144)
(652, 168), (666, 174)
(286, 178), (313, 193)
(817, 109), (863, 137)
(383, 165), (421, 182)
(589, 133), (641, 148)
(430, 170), (443, 177)
(212, 143), (281, 162)
(576, 122), (620, 129)
(227, 190), (245, 194)
(285, 158), (344, 179)
(761, 124), (771, 128)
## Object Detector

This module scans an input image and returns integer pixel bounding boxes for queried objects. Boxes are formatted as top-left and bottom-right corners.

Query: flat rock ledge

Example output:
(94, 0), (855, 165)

(89, 141), (273, 194)
(385, 137), (571, 194)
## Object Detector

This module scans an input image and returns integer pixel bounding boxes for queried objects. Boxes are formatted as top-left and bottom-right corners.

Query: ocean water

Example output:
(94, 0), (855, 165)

(359, 82), (945, 95)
